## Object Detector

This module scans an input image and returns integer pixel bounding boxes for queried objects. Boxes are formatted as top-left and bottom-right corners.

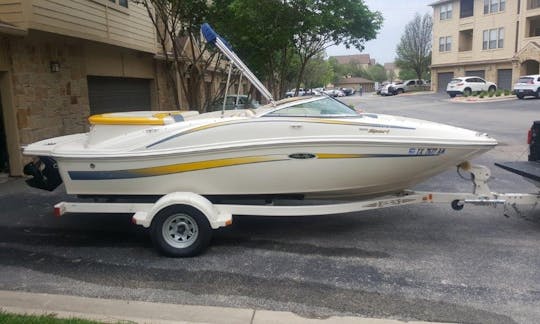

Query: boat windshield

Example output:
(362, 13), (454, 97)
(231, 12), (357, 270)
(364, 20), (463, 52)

(262, 97), (358, 118)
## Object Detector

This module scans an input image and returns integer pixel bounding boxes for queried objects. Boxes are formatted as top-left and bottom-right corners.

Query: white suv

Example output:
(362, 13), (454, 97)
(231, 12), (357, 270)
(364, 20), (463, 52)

(446, 77), (497, 98)
(513, 75), (540, 99)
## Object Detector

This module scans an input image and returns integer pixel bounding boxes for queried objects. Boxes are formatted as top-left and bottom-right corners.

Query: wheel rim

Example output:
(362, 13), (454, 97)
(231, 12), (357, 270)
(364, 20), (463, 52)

(162, 213), (199, 248)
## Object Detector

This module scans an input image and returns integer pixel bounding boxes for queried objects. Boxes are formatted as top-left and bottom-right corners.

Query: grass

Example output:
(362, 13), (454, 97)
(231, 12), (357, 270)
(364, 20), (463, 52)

(0, 311), (104, 324)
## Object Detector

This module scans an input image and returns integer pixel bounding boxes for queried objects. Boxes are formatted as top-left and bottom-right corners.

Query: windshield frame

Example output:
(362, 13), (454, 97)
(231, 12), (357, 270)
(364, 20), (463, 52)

(257, 96), (359, 118)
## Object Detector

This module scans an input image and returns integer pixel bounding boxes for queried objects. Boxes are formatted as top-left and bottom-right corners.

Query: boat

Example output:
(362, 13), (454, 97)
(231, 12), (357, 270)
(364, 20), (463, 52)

(22, 96), (497, 199)
(22, 24), (498, 200)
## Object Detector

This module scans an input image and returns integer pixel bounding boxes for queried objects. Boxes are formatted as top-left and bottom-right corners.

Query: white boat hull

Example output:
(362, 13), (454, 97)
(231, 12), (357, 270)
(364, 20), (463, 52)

(55, 141), (491, 198)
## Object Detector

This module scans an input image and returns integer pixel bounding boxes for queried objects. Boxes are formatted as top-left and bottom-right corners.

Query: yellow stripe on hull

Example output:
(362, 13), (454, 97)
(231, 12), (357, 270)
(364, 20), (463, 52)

(134, 155), (287, 176)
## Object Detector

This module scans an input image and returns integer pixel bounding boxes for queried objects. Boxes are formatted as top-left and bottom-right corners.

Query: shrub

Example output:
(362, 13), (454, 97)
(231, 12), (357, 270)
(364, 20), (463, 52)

(479, 93), (485, 99)
(495, 89), (503, 97)
(488, 91), (495, 97)
(504, 89), (511, 96)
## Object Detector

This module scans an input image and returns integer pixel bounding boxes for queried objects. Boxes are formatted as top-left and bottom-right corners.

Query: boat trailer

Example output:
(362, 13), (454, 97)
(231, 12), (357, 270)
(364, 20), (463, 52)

(53, 163), (540, 257)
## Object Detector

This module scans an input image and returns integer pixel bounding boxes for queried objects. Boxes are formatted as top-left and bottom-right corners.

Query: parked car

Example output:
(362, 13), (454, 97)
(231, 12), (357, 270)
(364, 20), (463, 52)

(376, 82), (389, 95)
(513, 75), (540, 99)
(446, 77), (497, 98)
(209, 95), (260, 111)
(380, 82), (403, 96)
(402, 79), (428, 92)
(340, 88), (356, 96)
(323, 89), (345, 97)
(285, 88), (306, 97)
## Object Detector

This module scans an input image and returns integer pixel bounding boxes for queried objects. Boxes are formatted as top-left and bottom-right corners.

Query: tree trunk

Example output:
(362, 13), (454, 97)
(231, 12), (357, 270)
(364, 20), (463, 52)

(295, 58), (309, 96)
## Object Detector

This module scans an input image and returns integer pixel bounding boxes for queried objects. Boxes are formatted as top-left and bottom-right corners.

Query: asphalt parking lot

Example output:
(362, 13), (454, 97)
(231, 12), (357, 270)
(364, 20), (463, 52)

(1, 92), (539, 323)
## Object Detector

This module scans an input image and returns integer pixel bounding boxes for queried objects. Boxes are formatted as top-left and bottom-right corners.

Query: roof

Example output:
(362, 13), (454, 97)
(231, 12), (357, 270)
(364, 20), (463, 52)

(429, 0), (453, 6)
(384, 63), (396, 70)
(0, 19), (27, 36)
(335, 77), (375, 85)
(331, 54), (372, 65)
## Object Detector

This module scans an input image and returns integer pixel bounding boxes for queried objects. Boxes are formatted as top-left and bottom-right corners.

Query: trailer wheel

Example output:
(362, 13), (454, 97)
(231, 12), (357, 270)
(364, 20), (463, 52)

(150, 205), (212, 257)
(451, 200), (464, 211)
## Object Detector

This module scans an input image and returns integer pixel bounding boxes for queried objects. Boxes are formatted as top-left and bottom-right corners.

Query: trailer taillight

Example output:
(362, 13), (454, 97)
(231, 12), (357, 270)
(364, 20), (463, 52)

(528, 129), (533, 144)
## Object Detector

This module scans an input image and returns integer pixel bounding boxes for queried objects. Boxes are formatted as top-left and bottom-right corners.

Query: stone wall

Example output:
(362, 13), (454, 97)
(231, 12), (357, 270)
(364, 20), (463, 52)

(6, 33), (89, 145)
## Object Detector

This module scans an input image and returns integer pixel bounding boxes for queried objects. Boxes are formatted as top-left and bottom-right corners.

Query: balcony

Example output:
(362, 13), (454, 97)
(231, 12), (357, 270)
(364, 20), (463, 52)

(459, 29), (474, 52)
(0, 0), (156, 53)
(526, 15), (540, 37)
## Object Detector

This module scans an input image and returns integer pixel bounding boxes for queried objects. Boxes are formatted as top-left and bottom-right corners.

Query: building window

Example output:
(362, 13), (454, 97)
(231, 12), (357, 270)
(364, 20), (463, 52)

(440, 3), (453, 20)
(109, 0), (128, 8)
(439, 36), (452, 52)
(529, 0), (540, 10)
(460, 0), (474, 18)
(483, 28), (504, 49)
(484, 0), (505, 13)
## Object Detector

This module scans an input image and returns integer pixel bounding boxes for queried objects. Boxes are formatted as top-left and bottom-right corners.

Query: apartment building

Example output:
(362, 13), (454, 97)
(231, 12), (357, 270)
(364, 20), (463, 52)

(0, 0), (182, 176)
(430, 0), (540, 92)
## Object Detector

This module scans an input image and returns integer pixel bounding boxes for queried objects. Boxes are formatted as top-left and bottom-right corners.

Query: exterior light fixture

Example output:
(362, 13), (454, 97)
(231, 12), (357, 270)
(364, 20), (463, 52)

(50, 61), (60, 73)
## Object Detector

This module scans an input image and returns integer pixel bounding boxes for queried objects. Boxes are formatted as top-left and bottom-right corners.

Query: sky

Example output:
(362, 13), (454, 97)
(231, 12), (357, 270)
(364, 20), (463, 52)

(326, 0), (433, 65)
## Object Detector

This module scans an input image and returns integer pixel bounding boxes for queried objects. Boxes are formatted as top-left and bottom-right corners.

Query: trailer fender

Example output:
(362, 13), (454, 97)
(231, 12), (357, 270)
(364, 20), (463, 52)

(133, 192), (232, 229)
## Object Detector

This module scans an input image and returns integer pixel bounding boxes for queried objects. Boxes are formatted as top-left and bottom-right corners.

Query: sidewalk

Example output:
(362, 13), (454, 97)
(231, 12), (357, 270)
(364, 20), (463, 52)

(0, 290), (446, 324)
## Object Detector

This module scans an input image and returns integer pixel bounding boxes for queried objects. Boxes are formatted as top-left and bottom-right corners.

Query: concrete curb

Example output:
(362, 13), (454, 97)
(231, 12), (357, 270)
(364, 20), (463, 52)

(448, 96), (516, 104)
(0, 290), (447, 324)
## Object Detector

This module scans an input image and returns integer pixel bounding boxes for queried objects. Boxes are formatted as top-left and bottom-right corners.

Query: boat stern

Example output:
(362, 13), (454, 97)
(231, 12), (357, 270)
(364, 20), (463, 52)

(22, 133), (84, 192)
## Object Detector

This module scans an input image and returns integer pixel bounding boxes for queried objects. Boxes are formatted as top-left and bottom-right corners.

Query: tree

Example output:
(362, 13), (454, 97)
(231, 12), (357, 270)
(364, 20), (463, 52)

(303, 54), (334, 88)
(210, 0), (297, 99)
(395, 13), (432, 80)
(137, 0), (230, 112)
(289, 0), (383, 95)
(213, 0), (382, 98)
(362, 64), (387, 83)
(398, 68), (419, 81)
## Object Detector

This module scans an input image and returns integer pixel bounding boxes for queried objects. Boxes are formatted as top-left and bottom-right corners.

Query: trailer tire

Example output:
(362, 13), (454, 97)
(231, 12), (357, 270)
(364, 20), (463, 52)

(451, 200), (464, 211)
(150, 205), (212, 257)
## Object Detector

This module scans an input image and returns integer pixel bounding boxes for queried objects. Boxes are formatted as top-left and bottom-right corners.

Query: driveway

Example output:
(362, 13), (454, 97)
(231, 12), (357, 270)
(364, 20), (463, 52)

(1, 93), (539, 323)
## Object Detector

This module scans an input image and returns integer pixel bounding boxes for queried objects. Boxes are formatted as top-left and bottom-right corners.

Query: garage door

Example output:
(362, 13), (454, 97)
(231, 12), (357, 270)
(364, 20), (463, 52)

(437, 72), (454, 92)
(497, 69), (513, 91)
(87, 76), (152, 115)
(465, 70), (485, 79)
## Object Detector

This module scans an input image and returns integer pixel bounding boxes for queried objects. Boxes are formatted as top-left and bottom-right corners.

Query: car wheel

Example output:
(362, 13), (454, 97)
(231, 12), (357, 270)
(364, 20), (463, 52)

(150, 205), (212, 257)
(536, 88), (540, 99)
(517, 94), (524, 99)
(463, 88), (472, 96)
(488, 86), (496, 93)
(449, 93), (456, 98)
(396, 89), (404, 94)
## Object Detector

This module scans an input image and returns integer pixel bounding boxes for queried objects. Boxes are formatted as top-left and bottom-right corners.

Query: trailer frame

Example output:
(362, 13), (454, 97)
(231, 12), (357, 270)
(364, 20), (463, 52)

(52, 164), (540, 257)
